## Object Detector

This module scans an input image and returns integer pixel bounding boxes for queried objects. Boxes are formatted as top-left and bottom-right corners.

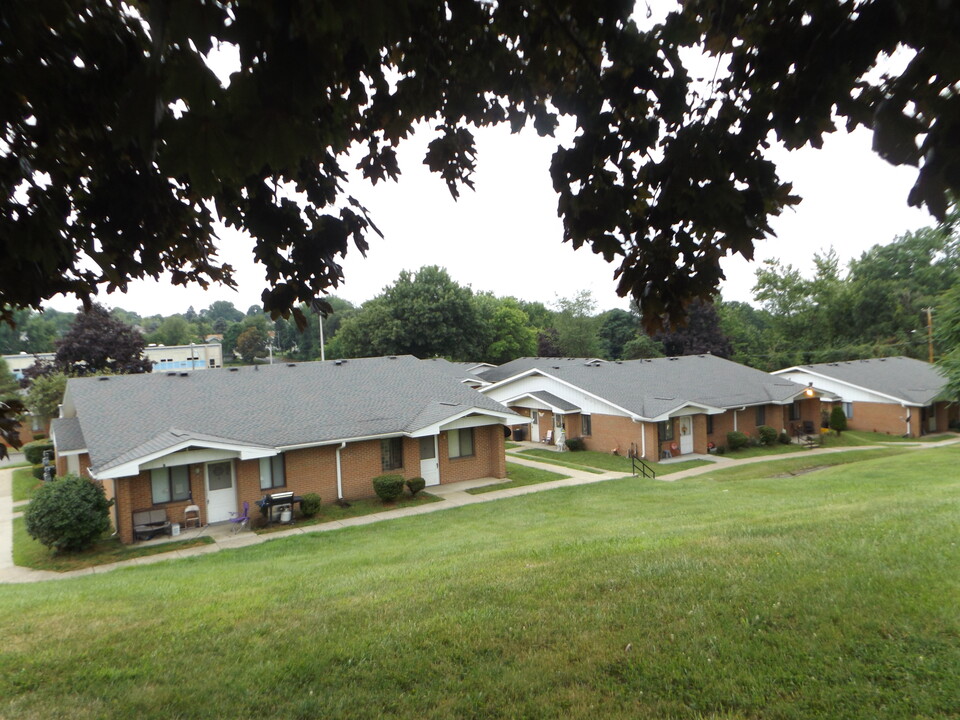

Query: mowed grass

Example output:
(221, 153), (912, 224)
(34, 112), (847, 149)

(514, 448), (711, 476)
(0, 447), (958, 719)
(11, 467), (41, 502)
(467, 461), (570, 494)
(12, 517), (215, 572)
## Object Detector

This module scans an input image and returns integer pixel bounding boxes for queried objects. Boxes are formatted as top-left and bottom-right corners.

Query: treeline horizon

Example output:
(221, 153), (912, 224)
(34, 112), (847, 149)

(2, 211), (958, 372)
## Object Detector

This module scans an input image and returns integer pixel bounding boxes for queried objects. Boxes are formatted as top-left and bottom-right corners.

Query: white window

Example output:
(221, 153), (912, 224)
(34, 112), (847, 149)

(581, 414), (592, 436)
(843, 402), (854, 419)
(448, 428), (475, 458)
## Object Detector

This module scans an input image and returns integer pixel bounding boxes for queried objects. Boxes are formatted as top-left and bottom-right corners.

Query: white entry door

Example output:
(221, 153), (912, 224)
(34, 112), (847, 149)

(679, 416), (694, 454)
(205, 461), (237, 522)
(529, 410), (540, 442)
(419, 435), (440, 486)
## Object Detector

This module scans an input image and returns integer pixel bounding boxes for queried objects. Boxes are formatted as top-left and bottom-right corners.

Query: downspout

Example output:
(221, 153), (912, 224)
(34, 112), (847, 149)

(733, 406), (746, 432)
(640, 420), (646, 459)
(335, 441), (346, 501)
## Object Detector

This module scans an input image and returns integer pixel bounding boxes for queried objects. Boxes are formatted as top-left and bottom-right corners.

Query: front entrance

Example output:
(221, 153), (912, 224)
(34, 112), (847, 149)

(205, 460), (237, 522)
(529, 409), (540, 442)
(419, 435), (440, 486)
(678, 416), (694, 454)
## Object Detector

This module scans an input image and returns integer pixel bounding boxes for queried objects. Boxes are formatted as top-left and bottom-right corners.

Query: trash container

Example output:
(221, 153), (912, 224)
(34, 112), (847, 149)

(514, 426), (526, 442)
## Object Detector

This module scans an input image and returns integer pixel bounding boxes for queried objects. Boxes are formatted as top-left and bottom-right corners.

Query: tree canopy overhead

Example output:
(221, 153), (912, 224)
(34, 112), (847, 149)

(3, 1), (956, 330)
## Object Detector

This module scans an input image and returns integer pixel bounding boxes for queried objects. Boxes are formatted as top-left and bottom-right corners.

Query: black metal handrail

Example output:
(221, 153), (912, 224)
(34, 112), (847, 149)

(629, 443), (656, 480)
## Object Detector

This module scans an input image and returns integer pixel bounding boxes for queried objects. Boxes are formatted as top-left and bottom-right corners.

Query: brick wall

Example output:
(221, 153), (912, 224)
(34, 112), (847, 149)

(111, 426), (509, 543)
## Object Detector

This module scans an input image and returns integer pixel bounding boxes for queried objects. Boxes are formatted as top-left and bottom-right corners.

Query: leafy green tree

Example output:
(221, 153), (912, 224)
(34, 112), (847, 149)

(26, 372), (69, 422)
(0, 358), (19, 402)
(485, 303), (537, 365)
(0, 397), (26, 460)
(202, 301), (245, 326)
(235, 326), (268, 364)
(622, 335), (665, 360)
(716, 299), (773, 369)
(553, 291), (602, 358)
(597, 309), (640, 360)
(935, 285), (960, 399)
(148, 315), (197, 347)
(5, 2), (954, 331)
(334, 267), (481, 360)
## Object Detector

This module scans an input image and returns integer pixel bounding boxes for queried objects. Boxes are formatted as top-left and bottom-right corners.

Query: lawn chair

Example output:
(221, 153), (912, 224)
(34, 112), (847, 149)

(229, 501), (249, 533)
(542, 429), (553, 444)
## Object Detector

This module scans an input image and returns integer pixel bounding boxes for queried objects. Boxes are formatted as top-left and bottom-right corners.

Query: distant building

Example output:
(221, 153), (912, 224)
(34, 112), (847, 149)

(3, 342), (224, 379)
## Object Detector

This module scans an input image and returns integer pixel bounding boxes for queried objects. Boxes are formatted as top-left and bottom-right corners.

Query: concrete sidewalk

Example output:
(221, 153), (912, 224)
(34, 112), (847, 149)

(3, 435), (957, 584)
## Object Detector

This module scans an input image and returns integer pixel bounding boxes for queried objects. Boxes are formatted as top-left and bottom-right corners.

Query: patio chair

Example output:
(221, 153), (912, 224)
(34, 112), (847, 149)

(229, 501), (250, 533)
(542, 430), (553, 444)
(183, 504), (202, 529)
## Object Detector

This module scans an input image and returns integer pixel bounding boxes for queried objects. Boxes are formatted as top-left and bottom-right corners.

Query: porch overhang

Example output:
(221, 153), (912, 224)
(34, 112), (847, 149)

(91, 429), (277, 480)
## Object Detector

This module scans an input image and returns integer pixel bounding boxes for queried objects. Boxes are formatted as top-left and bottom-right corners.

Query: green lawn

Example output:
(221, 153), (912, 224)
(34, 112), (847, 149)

(0, 447), (957, 719)
(513, 448), (711, 476)
(12, 517), (215, 572)
(254, 492), (443, 534)
(11, 467), (41, 503)
(466, 461), (570, 494)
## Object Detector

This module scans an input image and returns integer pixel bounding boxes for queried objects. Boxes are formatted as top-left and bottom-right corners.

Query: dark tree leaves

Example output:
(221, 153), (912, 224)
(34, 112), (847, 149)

(56, 305), (153, 375)
(3, 0), (957, 331)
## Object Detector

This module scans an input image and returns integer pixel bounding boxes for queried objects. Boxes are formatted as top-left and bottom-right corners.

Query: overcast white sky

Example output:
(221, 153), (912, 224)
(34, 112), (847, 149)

(41, 3), (934, 319)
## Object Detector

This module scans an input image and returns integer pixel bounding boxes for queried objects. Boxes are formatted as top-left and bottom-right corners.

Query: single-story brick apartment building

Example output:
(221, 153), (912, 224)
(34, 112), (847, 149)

(51, 356), (524, 543)
(773, 356), (957, 436)
(478, 355), (824, 461)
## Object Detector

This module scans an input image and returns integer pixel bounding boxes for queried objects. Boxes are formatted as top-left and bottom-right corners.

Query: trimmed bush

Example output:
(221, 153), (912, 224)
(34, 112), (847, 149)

(406, 477), (426, 496)
(778, 431), (792, 445)
(372, 474), (405, 502)
(24, 474), (113, 553)
(829, 406), (848, 435)
(727, 431), (749, 451)
(31, 464), (45, 480)
(757, 425), (778, 446)
(715, 445), (727, 455)
(300, 493), (322, 518)
(565, 437), (585, 452)
(23, 440), (54, 465)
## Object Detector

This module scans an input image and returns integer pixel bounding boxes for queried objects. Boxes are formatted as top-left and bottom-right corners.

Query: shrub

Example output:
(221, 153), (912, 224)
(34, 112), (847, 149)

(22, 440), (54, 465)
(757, 425), (778, 446)
(300, 493), (322, 518)
(715, 445), (727, 455)
(829, 406), (848, 435)
(24, 474), (113, 553)
(406, 477), (426, 496)
(565, 437), (585, 451)
(372, 474), (405, 502)
(778, 431), (792, 445)
(31, 464), (46, 480)
(727, 431), (749, 451)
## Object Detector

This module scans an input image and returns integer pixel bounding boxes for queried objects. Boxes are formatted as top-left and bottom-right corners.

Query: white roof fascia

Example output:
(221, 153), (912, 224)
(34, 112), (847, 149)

(278, 431), (404, 451)
(55, 448), (87, 457)
(773, 367), (923, 406)
(501, 392), (579, 414)
(410, 407), (528, 438)
(96, 438), (277, 480)
(648, 402), (725, 422)
(482, 368), (636, 419)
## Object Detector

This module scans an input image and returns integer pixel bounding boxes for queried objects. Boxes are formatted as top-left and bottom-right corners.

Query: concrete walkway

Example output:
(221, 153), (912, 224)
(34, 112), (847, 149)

(2, 435), (958, 584)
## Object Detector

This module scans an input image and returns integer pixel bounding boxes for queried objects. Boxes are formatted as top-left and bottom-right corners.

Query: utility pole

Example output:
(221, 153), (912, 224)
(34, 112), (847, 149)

(310, 299), (326, 362)
(924, 307), (934, 363)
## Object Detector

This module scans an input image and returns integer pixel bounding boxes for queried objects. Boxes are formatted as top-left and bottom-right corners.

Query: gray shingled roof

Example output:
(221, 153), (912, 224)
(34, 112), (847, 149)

(527, 391), (581, 413)
(482, 355), (806, 419)
(50, 417), (85, 452)
(63, 356), (520, 475)
(776, 356), (948, 405)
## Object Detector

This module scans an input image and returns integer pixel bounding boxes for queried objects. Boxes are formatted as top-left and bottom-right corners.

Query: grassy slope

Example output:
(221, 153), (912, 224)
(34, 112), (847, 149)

(0, 447), (957, 719)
